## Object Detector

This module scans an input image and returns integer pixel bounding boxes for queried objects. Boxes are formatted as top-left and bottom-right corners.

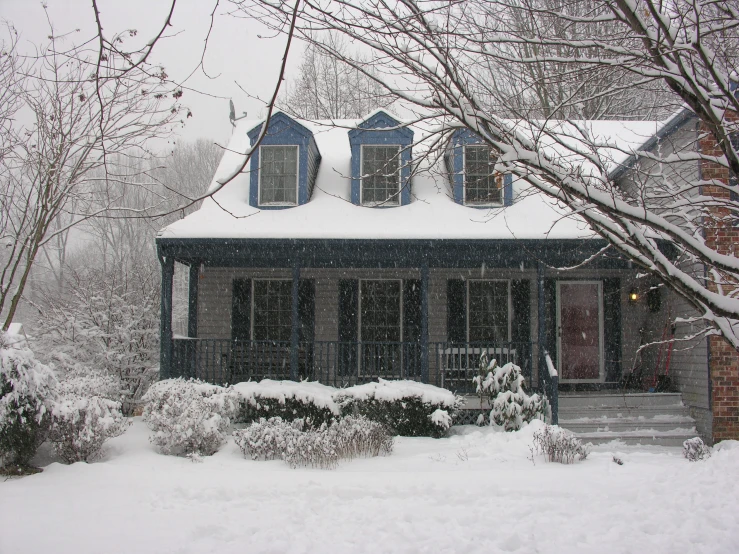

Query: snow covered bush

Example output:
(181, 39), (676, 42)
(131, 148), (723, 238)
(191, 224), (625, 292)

(683, 437), (711, 462)
(34, 265), (160, 415)
(142, 379), (240, 456)
(334, 379), (462, 438)
(57, 366), (122, 401)
(233, 414), (393, 469)
(531, 424), (589, 464)
(473, 354), (548, 431)
(0, 335), (57, 469)
(234, 380), (339, 428)
(48, 395), (130, 463)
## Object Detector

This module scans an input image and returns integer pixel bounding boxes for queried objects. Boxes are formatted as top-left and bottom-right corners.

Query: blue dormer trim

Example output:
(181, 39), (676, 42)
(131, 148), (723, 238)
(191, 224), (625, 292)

(444, 129), (513, 207)
(247, 112), (321, 209)
(348, 111), (414, 207)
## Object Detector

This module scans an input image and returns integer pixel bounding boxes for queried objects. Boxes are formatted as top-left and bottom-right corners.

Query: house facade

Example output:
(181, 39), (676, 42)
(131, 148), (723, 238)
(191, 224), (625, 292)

(157, 110), (725, 439)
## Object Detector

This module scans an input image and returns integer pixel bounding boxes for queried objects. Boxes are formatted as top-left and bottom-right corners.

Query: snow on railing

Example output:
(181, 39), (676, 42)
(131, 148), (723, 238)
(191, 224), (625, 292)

(545, 352), (558, 378)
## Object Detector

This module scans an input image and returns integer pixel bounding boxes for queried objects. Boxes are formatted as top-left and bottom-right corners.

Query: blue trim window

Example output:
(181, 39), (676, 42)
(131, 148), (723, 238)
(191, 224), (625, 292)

(349, 110), (414, 207)
(445, 129), (513, 207)
(464, 145), (503, 205)
(259, 145), (299, 206)
(361, 145), (401, 205)
(247, 112), (321, 210)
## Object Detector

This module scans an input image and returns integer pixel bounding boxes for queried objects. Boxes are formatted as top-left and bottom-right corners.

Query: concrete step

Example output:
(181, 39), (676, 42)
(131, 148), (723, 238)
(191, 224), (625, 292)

(558, 392), (683, 409)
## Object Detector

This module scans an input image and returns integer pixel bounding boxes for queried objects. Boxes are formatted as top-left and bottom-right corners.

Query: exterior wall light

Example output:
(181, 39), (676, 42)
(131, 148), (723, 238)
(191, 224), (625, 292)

(628, 289), (639, 304)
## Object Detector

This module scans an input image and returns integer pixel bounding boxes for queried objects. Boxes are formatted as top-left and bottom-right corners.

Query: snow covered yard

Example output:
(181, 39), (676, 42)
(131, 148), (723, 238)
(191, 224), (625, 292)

(1, 420), (737, 554)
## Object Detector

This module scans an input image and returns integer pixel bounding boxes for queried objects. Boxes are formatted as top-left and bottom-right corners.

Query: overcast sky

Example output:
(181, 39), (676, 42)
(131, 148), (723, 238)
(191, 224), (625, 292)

(1, 0), (305, 145)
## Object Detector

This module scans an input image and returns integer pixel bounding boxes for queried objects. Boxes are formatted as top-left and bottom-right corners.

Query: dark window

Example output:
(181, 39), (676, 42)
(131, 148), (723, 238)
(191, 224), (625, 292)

(361, 145), (400, 205)
(260, 145), (298, 205)
(465, 145), (502, 205)
(253, 280), (292, 341)
(360, 280), (401, 342)
(468, 280), (509, 342)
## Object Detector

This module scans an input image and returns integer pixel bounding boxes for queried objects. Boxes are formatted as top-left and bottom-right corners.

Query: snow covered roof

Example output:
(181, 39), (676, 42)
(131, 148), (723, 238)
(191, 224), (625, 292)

(158, 114), (662, 241)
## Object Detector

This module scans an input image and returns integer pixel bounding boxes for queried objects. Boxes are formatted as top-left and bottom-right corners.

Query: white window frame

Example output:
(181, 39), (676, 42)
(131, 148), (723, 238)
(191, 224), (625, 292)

(360, 144), (402, 207)
(466, 279), (511, 343)
(463, 145), (504, 207)
(258, 145), (300, 207)
(555, 280), (605, 384)
(251, 278), (293, 342)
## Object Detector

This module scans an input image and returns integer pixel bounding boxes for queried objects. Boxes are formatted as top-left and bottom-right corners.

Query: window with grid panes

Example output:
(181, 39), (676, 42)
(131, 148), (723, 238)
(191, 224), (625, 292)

(360, 280), (401, 342)
(252, 280), (292, 341)
(361, 145), (400, 205)
(259, 145), (298, 205)
(464, 145), (502, 205)
(468, 280), (509, 342)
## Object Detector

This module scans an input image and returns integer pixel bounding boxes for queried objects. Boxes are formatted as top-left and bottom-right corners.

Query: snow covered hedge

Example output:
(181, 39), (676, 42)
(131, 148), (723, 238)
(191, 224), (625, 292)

(0, 335), (57, 468)
(334, 379), (462, 438)
(233, 415), (393, 469)
(234, 380), (339, 428)
(473, 356), (548, 431)
(142, 379), (240, 456)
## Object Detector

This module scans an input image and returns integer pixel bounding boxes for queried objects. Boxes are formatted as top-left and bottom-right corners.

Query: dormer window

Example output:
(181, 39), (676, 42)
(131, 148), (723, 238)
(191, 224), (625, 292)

(259, 145), (299, 206)
(361, 145), (400, 206)
(464, 145), (502, 206)
(349, 110), (413, 207)
(247, 112), (321, 210)
(445, 129), (512, 207)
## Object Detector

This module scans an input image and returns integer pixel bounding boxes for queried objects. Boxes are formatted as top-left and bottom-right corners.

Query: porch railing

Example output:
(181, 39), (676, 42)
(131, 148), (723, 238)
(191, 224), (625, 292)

(171, 338), (537, 393)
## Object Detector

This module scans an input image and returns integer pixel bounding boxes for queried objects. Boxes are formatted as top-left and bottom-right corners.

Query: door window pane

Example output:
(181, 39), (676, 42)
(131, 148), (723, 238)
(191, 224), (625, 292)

(468, 280), (509, 343)
(362, 145), (400, 205)
(253, 280), (292, 341)
(559, 283), (601, 380)
(465, 145), (502, 205)
(260, 146), (298, 205)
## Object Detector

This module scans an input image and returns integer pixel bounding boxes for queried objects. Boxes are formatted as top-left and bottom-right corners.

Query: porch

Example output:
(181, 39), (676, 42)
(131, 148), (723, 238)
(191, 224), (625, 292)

(157, 238), (648, 426)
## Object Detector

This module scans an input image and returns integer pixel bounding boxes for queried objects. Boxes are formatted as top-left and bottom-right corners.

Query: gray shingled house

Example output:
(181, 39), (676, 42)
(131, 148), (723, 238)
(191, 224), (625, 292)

(156, 110), (710, 444)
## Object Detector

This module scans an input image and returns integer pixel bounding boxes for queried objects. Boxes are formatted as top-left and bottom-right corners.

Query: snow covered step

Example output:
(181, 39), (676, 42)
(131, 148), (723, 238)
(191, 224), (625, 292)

(558, 392), (683, 409)
(557, 392), (698, 447)
(558, 405), (690, 420)
(559, 416), (696, 433)
(573, 429), (698, 448)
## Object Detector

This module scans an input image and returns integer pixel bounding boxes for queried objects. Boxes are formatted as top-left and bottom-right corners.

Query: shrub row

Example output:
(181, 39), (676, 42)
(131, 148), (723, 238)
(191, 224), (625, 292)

(233, 415), (393, 469)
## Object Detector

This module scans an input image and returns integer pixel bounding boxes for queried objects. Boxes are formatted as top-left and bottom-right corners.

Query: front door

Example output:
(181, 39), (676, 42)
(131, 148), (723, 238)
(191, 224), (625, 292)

(557, 281), (603, 382)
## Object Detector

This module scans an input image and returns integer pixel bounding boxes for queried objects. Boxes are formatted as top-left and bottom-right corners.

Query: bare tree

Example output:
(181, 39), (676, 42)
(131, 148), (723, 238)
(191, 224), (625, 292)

(280, 35), (396, 119)
(236, 0), (739, 349)
(0, 16), (183, 330)
(489, 0), (673, 119)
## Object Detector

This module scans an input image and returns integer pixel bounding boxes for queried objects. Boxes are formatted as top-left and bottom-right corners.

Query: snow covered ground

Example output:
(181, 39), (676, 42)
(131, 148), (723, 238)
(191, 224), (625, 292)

(1, 419), (738, 554)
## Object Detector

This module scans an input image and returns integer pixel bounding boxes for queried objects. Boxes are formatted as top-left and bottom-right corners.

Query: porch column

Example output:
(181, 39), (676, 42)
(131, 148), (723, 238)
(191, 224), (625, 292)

(291, 262), (300, 381)
(420, 262), (429, 383)
(537, 263), (558, 424)
(159, 255), (174, 380)
(188, 263), (199, 338)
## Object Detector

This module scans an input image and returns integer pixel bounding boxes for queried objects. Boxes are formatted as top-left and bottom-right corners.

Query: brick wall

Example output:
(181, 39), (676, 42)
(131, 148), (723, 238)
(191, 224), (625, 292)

(700, 123), (739, 441)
